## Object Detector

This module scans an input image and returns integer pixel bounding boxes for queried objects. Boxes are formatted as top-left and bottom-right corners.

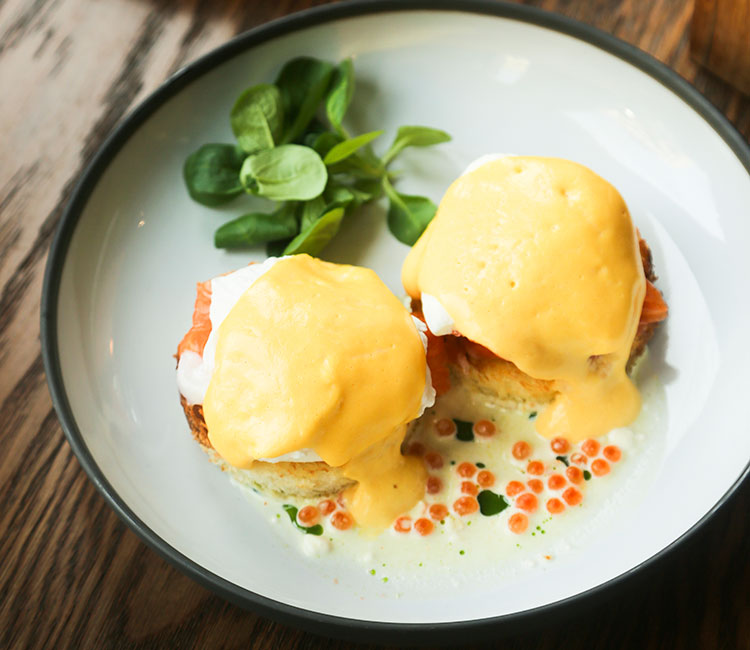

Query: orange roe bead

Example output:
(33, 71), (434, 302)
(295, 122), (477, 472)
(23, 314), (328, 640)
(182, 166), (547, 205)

(476, 470), (495, 488)
(546, 498), (565, 514)
(394, 516), (412, 533)
(582, 439), (600, 457)
(570, 452), (588, 465)
(562, 487), (583, 506)
(414, 518), (434, 536)
(527, 479), (544, 494)
(591, 459), (611, 476)
(424, 451), (444, 469)
(457, 462), (476, 478)
(474, 420), (496, 437)
(565, 466), (584, 485)
(516, 493), (538, 513)
(461, 481), (479, 496)
(435, 418), (456, 436)
(297, 505), (320, 526)
(426, 476), (442, 495)
(506, 480), (525, 497)
(429, 503), (449, 520)
(512, 441), (532, 460)
(548, 474), (567, 490)
(551, 437), (570, 454)
(405, 441), (425, 457)
(330, 511), (353, 530)
(508, 513), (528, 534)
(318, 499), (336, 515)
(603, 445), (622, 462)
(527, 460), (544, 475)
(453, 496), (479, 515)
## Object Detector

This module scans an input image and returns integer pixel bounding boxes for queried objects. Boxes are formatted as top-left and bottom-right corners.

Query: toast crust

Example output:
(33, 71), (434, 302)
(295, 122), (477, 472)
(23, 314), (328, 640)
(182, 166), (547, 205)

(179, 396), (355, 498)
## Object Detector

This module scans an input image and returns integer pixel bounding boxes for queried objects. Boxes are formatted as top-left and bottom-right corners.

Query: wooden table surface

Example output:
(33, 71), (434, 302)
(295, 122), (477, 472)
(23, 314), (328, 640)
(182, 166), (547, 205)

(2, 0), (749, 647)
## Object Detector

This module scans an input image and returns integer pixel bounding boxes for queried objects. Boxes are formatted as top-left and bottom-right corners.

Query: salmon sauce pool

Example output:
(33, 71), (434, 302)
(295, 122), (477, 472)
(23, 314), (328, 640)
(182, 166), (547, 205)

(235, 353), (666, 591)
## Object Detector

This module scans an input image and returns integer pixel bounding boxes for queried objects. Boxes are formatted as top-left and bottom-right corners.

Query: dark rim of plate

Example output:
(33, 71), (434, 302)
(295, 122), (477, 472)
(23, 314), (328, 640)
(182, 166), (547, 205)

(40, 0), (750, 645)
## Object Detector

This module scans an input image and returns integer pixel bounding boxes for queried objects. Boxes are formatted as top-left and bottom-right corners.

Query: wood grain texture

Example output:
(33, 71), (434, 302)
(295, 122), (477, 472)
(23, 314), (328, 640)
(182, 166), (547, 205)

(1, 0), (748, 648)
(691, 0), (750, 95)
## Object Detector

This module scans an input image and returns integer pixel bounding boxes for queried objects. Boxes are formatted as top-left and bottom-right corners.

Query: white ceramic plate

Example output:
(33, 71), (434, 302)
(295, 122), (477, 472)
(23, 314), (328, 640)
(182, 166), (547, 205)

(42, 1), (750, 642)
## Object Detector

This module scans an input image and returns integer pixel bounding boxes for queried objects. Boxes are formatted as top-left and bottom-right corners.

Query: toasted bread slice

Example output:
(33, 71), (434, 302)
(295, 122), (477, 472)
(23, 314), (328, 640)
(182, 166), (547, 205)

(179, 395), (355, 499)
(448, 322), (658, 411)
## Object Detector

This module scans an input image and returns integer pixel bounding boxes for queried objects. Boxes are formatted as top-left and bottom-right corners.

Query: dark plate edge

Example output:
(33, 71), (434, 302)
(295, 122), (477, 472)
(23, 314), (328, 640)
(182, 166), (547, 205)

(39, 0), (750, 645)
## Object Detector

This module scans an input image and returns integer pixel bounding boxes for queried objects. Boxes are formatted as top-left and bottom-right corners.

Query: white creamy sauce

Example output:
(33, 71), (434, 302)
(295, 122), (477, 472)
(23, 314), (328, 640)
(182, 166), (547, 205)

(235, 353), (667, 594)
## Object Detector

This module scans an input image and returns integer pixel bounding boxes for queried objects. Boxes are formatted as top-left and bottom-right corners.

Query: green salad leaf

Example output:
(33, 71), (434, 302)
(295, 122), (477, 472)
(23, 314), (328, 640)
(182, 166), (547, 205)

(183, 55), (450, 253)
(230, 84), (283, 154)
(325, 58), (355, 134)
(183, 143), (246, 206)
(240, 144), (327, 201)
(214, 203), (298, 248)
(383, 177), (437, 245)
(276, 57), (335, 144)
(323, 130), (384, 165)
(382, 125), (452, 165)
(284, 207), (344, 256)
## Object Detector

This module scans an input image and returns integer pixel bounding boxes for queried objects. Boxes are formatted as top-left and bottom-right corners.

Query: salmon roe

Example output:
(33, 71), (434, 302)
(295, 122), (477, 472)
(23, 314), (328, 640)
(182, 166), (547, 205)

(435, 418), (456, 436)
(461, 481), (479, 496)
(394, 516), (412, 533)
(546, 498), (565, 514)
(426, 476), (442, 494)
(457, 462), (476, 478)
(474, 420), (496, 437)
(453, 496), (479, 515)
(297, 505), (320, 526)
(516, 493), (538, 513)
(527, 479), (544, 494)
(414, 518), (434, 536)
(548, 474), (567, 490)
(565, 466), (584, 484)
(581, 439), (601, 457)
(562, 487), (583, 506)
(330, 511), (353, 530)
(550, 437), (570, 454)
(429, 504), (449, 520)
(603, 445), (622, 462)
(512, 441), (532, 460)
(508, 513), (529, 534)
(527, 460), (545, 475)
(476, 470), (495, 487)
(318, 499), (336, 515)
(570, 452), (588, 465)
(405, 441), (425, 457)
(424, 451), (444, 469)
(506, 480), (525, 497)
(591, 458), (611, 476)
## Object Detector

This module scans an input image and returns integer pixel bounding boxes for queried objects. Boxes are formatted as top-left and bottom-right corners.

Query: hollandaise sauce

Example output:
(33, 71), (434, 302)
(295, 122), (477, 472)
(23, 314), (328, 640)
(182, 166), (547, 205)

(402, 156), (647, 442)
(202, 254), (429, 529)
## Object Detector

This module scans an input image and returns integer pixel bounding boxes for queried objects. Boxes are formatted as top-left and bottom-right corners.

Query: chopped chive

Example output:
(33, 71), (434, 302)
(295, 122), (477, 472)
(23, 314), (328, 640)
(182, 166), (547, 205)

(454, 419), (474, 442)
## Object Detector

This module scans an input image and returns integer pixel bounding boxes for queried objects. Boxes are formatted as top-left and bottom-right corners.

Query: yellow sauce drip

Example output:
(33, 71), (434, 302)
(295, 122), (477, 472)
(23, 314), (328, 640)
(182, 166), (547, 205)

(203, 254), (427, 528)
(403, 156), (646, 441)
(342, 426), (427, 531)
